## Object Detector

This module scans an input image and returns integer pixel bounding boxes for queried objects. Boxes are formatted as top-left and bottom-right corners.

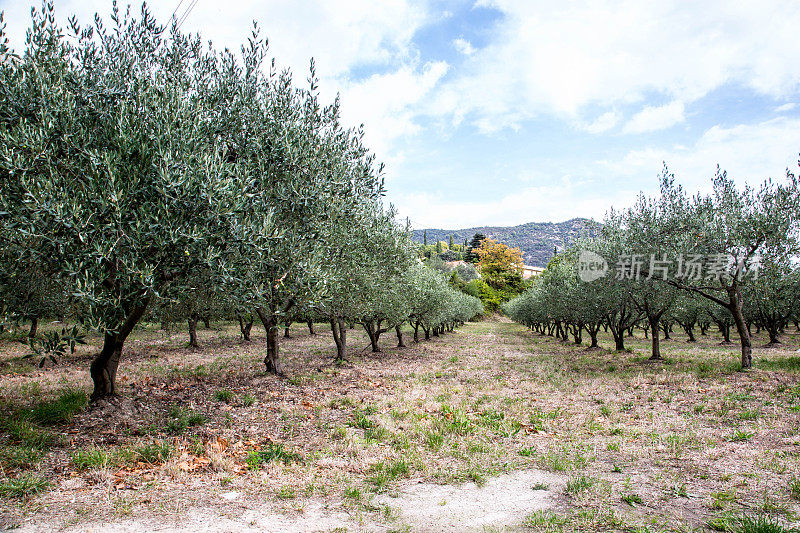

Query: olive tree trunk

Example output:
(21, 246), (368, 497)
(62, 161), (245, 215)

(90, 300), (150, 400)
(238, 314), (254, 341)
(256, 307), (282, 374)
(395, 325), (405, 347)
(28, 316), (38, 339)
(331, 318), (347, 361)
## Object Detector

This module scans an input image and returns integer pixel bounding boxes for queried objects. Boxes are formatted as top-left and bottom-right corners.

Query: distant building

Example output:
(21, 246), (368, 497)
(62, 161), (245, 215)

(445, 260), (468, 270)
(521, 265), (544, 279)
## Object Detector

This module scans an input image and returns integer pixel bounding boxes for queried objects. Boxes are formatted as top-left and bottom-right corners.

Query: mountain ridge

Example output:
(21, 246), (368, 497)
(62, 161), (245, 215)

(412, 218), (595, 267)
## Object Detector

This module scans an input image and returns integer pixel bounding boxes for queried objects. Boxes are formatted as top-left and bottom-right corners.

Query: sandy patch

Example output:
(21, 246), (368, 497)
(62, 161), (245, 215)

(377, 469), (562, 532)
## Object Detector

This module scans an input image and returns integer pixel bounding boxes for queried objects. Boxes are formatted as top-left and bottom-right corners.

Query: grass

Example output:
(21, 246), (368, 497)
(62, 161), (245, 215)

(275, 486), (296, 500)
(344, 486), (362, 500)
(214, 389), (234, 403)
(709, 514), (800, 533)
(29, 388), (87, 425)
(0, 445), (43, 469)
(467, 470), (486, 487)
(246, 443), (302, 469)
(424, 430), (445, 450)
(132, 441), (173, 464)
(729, 429), (756, 442)
(71, 448), (112, 471)
(0, 389), (87, 478)
(2, 320), (800, 530)
(518, 446), (536, 457)
(3, 418), (55, 449)
(166, 405), (206, 434)
(366, 459), (412, 491)
(788, 476), (800, 500)
(565, 474), (596, 494)
(349, 413), (376, 430)
(0, 474), (50, 498)
(621, 493), (643, 505)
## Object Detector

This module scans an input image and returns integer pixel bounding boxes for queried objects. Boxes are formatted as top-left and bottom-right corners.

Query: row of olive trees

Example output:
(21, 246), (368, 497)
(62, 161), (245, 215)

(504, 166), (800, 368)
(152, 210), (483, 359)
(0, 3), (482, 400)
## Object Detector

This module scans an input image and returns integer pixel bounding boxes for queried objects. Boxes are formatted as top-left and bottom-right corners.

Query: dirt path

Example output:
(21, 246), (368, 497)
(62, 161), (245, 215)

(34, 469), (561, 533)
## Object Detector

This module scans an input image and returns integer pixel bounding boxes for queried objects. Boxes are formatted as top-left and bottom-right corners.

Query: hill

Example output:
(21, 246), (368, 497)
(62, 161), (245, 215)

(413, 218), (595, 267)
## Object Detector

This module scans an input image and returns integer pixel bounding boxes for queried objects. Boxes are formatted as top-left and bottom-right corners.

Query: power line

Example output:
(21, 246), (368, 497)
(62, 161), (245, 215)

(176, 0), (200, 30)
(169, 0), (187, 23)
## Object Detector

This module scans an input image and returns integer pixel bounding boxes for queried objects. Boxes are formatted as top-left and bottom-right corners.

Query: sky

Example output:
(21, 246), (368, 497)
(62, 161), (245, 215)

(3, 1), (800, 230)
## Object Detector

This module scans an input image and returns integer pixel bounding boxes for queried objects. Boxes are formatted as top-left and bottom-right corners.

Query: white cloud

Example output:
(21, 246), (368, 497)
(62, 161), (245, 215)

(600, 116), (800, 192)
(623, 101), (685, 134)
(1, 1), (429, 81)
(453, 37), (475, 56)
(579, 111), (619, 134)
(338, 61), (449, 163)
(431, 1), (800, 130)
(392, 183), (634, 229)
(776, 102), (797, 112)
(1, 0), (436, 163)
(393, 116), (800, 228)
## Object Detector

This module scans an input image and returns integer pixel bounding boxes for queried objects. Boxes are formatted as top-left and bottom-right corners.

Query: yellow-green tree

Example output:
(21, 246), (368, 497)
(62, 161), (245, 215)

(475, 238), (525, 292)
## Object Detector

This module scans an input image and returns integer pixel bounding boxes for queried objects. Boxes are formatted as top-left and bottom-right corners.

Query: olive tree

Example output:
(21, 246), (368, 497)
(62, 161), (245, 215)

(0, 4), (274, 398)
(655, 167), (800, 368)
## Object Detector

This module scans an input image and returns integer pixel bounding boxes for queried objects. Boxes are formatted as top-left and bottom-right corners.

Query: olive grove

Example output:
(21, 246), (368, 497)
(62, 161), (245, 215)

(0, 3), (482, 400)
